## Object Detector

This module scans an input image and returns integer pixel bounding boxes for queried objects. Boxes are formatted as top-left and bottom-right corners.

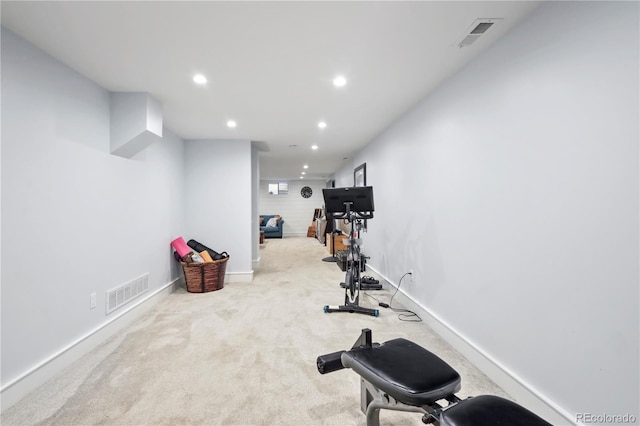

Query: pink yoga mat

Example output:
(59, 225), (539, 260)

(171, 237), (192, 258)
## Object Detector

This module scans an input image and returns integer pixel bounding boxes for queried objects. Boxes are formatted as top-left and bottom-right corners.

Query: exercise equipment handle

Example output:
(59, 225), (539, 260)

(317, 350), (346, 374)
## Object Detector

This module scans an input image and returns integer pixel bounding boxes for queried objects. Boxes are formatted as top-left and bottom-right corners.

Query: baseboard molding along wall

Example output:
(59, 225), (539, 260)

(366, 265), (576, 426)
(225, 271), (253, 283)
(0, 277), (182, 413)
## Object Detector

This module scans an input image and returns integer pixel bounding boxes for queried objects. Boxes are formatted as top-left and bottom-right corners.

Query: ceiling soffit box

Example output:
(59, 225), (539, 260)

(110, 92), (163, 159)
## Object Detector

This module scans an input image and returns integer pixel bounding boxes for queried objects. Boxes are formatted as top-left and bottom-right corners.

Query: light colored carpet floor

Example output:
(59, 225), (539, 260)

(1, 236), (508, 425)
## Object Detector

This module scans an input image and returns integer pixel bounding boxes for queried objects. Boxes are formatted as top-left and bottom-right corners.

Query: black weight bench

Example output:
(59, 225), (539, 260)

(317, 329), (551, 426)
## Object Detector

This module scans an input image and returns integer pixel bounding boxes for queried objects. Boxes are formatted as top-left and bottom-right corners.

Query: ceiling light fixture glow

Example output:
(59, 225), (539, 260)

(318, 121), (327, 129)
(227, 120), (237, 128)
(311, 145), (318, 150)
(333, 75), (347, 87)
(193, 74), (207, 84)
(303, 164), (309, 169)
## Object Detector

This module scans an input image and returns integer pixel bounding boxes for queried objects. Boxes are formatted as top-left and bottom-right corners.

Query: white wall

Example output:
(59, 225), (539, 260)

(259, 179), (327, 236)
(251, 144), (261, 262)
(334, 2), (638, 423)
(184, 140), (253, 281)
(1, 27), (186, 399)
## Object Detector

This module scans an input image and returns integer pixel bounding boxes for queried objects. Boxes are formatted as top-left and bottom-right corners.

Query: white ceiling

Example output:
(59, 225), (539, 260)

(1, 1), (540, 181)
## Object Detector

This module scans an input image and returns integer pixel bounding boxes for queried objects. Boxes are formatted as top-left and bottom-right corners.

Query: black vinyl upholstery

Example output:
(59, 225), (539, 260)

(440, 395), (552, 426)
(341, 338), (461, 406)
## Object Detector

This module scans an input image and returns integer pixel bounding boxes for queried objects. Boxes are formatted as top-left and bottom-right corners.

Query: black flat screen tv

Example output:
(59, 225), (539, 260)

(323, 186), (374, 215)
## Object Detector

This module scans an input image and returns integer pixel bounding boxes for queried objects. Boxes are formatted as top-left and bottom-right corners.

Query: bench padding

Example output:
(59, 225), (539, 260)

(441, 395), (552, 426)
(341, 338), (461, 406)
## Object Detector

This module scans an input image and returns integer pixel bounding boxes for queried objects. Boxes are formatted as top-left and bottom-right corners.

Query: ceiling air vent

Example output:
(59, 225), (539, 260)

(456, 18), (502, 48)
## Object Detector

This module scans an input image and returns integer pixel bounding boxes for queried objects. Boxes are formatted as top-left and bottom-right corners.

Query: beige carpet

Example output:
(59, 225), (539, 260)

(2, 237), (508, 425)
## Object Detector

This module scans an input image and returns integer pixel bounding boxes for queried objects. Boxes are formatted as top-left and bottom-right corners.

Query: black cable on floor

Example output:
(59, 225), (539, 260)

(364, 272), (422, 322)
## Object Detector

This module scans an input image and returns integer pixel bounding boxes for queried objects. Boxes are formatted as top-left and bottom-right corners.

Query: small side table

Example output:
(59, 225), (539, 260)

(260, 230), (265, 244)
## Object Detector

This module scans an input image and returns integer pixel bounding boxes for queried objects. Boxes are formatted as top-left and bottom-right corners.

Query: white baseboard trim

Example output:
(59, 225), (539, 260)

(0, 277), (182, 413)
(367, 265), (575, 426)
(225, 271), (253, 283)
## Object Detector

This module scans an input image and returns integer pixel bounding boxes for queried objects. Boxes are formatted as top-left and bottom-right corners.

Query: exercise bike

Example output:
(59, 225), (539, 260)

(322, 187), (379, 317)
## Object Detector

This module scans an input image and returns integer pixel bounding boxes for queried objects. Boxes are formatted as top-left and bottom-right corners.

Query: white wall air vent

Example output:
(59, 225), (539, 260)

(456, 18), (502, 48)
(106, 273), (150, 314)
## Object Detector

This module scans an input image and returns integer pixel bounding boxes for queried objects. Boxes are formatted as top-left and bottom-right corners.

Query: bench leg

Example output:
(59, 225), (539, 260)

(360, 378), (431, 426)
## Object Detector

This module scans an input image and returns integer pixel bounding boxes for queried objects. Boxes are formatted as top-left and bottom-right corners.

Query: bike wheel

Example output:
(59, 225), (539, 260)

(348, 264), (359, 302)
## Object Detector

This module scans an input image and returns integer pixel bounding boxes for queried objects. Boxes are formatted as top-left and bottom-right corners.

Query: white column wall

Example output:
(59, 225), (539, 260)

(251, 145), (260, 262)
(183, 140), (253, 280)
(334, 1), (638, 422)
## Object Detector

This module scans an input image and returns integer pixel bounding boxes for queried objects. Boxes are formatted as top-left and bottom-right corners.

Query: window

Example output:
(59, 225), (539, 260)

(268, 182), (288, 195)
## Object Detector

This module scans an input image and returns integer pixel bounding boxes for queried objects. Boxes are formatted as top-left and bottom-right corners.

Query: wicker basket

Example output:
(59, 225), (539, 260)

(181, 257), (228, 293)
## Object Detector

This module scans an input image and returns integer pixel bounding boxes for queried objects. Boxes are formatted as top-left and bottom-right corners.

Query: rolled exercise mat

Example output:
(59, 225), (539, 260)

(187, 239), (228, 260)
(171, 237), (192, 258)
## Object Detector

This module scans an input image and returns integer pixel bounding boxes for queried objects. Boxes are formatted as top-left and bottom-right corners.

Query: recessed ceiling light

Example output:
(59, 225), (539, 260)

(333, 75), (347, 87)
(301, 172), (306, 175)
(311, 145), (318, 150)
(193, 74), (207, 84)
(300, 176), (304, 179)
(303, 164), (309, 169)
(318, 121), (327, 129)
(227, 120), (237, 128)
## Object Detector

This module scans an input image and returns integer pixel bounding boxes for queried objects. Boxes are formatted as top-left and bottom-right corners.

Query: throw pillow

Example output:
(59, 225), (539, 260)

(266, 217), (277, 227)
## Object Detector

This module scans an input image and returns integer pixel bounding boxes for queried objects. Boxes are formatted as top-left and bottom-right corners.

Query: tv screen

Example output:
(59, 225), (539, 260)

(322, 186), (374, 215)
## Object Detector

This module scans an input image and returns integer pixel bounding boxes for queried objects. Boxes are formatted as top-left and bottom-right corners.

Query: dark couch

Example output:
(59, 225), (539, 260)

(260, 214), (285, 238)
